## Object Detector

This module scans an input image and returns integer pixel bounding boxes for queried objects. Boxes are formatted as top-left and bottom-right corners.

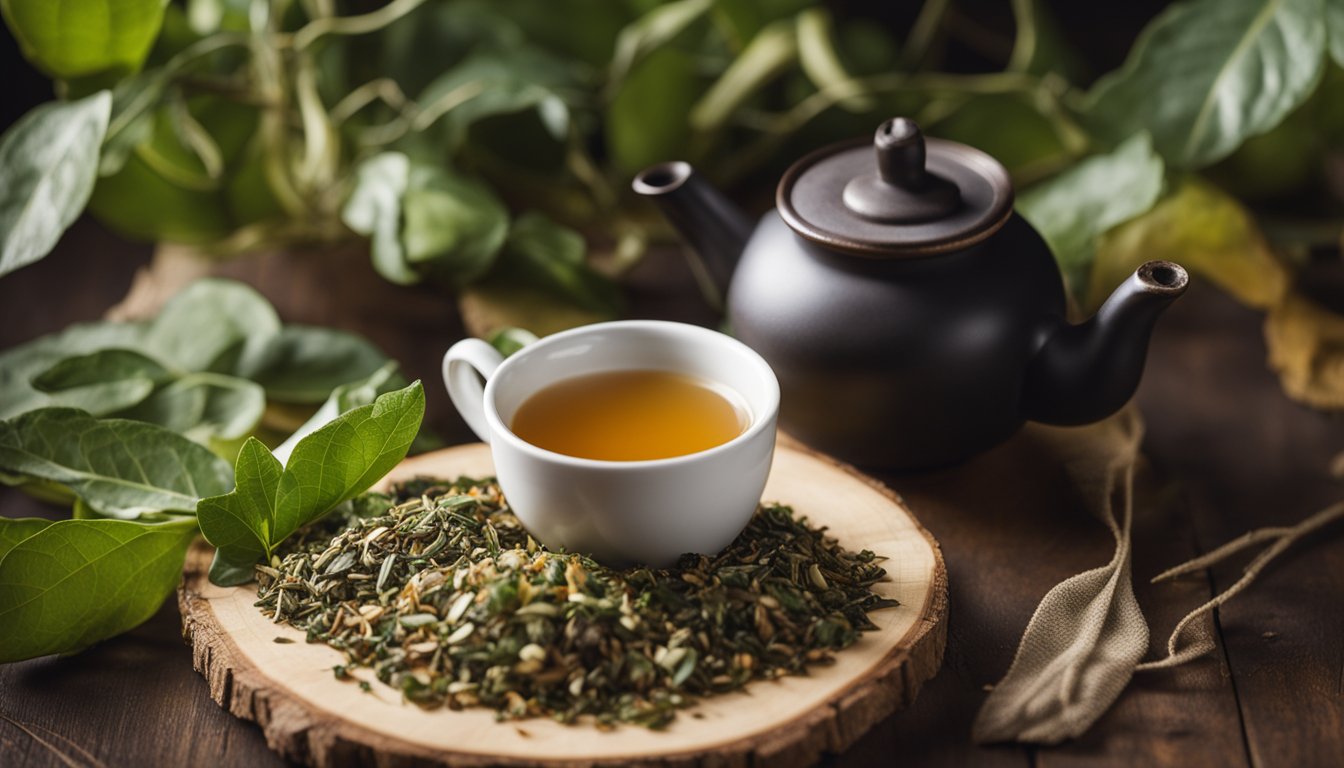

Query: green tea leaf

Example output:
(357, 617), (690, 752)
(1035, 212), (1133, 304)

(272, 362), (405, 464)
(1017, 133), (1165, 284)
(144, 278), (282, 373)
(196, 438), (278, 577)
(0, 408), (233, 518)
(607, 46), (700, 174)
(0, 91), (111, 278)
(0, 518), (53, 561)
(273, 383), (425, 543)
(343, 152), (417, 285)
(239, 326), (391, 404)
(401, 167), (508, 285)
(608, 0), (713, 91)
(33, 349), (172, 392)
(1329, 0), (1344, 67)
(1084, 0), (1326, 168)
(0, 517), (196, 663)
(120, 373), (266, 444)
(0, 322), (149, 420)
(498, 212), (621, 314)
(198, 382), (425, 584)
(0, 0), (166, 79)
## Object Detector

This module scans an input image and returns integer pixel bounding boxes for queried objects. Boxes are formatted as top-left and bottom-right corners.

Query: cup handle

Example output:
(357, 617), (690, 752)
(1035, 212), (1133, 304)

(442, 339), (505, 444)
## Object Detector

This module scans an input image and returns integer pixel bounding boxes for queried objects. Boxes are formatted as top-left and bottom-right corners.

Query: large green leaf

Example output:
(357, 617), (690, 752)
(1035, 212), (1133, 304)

(1017, 133), (1165, 284)
(416, 48), (577, 150)
(497, 212), (620, 314)
(0, 92), (111, 278)
(119, 373), (266, 444)
(198, 382), (425, 586)
(607, 46), (700, 174)
(0, 518), (53, 561)
(401, 166), (509, 285)
(0, 0), (166, 79)
(0, 408), (233, 518)
(1084, 0), (1327, 168)
(143, 278), (281, 373)
(1329, 0), (1344, 66)
(0, 322), (149, 420)
(0, 517), (196, 663)
(33, 349), (172, 392)
(271, 362), (404, 464)
(239, 326), (391, 404)
(343, 152), (416, 285)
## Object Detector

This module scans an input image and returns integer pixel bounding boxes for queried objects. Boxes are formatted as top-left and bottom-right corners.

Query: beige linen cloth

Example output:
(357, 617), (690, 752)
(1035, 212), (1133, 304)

(972, 408), (1344, 744)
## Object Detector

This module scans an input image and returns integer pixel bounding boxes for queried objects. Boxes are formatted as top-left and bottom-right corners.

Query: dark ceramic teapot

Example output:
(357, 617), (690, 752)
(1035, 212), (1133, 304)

(633, 117), (1188, 469)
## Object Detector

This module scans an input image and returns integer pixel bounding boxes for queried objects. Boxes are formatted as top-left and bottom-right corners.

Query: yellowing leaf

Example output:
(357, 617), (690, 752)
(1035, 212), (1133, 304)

(1265, 291), (1344, 410)
(1088, 179), (1288, 313)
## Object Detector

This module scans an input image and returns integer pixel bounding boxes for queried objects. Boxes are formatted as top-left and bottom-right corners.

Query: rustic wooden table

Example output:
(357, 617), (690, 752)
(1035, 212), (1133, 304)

(2, 220), (1341, 767)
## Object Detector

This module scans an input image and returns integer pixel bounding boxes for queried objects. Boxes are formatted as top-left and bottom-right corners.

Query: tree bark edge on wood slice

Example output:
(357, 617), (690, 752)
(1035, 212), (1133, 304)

(179, 442), (948, 768)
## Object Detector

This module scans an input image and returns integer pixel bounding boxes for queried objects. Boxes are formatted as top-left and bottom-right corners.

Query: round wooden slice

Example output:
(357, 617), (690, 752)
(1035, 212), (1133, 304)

(179, 443), (947, 767)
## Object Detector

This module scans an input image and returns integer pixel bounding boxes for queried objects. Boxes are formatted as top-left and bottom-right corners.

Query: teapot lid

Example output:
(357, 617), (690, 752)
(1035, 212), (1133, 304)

(777, 117), (1014, 257)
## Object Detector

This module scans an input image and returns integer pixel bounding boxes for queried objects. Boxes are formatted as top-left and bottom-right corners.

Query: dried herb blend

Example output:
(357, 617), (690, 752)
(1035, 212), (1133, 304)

(256, 477), (898, 729)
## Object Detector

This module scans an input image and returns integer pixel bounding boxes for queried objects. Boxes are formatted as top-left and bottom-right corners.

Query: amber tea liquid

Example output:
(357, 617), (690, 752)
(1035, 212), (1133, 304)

(510, 370), (749, 461)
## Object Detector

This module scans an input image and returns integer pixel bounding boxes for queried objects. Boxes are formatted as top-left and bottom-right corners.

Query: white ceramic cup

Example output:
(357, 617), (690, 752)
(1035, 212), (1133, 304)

(442, 320), (779, 567)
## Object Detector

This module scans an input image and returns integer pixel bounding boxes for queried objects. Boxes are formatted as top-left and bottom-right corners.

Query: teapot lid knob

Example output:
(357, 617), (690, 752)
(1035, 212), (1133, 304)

(776, 115), (1014, 257)
(842, 118), (961, 222)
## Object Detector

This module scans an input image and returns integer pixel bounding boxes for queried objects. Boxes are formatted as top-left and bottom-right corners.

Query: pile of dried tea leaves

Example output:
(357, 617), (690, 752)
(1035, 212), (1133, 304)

(255, 477), (898, 729)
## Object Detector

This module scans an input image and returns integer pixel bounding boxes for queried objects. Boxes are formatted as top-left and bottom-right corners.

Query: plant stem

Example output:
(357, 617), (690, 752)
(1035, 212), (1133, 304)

(289, 0), (429, 51)
(899, 0), (950, 71)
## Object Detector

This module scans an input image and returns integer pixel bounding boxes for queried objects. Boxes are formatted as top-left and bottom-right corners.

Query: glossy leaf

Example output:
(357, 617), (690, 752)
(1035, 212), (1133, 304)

(401, 166), (509, 285)
(143, 278), (281, 374)
(120, 373), (266, 444)
(0, 517), (197, 662)
(239, 326), (391, 404)
(272, 362), (404, 465)
(497, 212), (621, 314)
(0, 408), (233, 518)
(0, 322), (149, 420)
(1330, 0), (1344, 67)
(0, 0), (166, 79)
(1017, 133), (1165, 284)
(1084, 0), (1327, 168)
(0, 518), (53, 561)
(33, 349), (172, 392)
(343, 152), (417, 285)
(0, 91), (111, 278)
(1088, 178), (1289, 312)
(198, 382), (425, 585)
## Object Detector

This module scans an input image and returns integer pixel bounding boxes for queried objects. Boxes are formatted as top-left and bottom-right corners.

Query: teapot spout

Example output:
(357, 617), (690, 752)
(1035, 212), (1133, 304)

(1022, 261), (1189, 425)
(633, 162), (753, 304)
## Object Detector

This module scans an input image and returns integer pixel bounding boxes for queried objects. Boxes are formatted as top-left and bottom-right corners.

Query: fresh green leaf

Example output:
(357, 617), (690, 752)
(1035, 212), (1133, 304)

(0, 408), (233, 518)
(272, 382), (425, 543)
(401, 166), (509, 285)
(343, 152), (417, 285)
(272, 362), (404, 464)
(691, 19), (798, 131)
(497, 212), (621, 314)
(417, 48), (577, 150)
(196, 437), (278, 582)
(1084, 0), (1327, 168)
(607, 46), (700, 174)
(100, 69), (169, 176)
(0, 518), (52, 561)
(239, 326), (390, 404)
(1329, 0), (1344, 67)
(608, 0), (713, 91)
(0, 91), (112, 278)
(1017, 133), (1165, 284)
(198, 382), (425, 584)
(119, 373), (266, 444)
(0, 321), (149, 419)
(1088, 178), (1289, 312)
(0, 517), (197, 663)
(33, 349), (173, 392)
(0, 0), (166, 79)
(143, 278), (281, 373)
